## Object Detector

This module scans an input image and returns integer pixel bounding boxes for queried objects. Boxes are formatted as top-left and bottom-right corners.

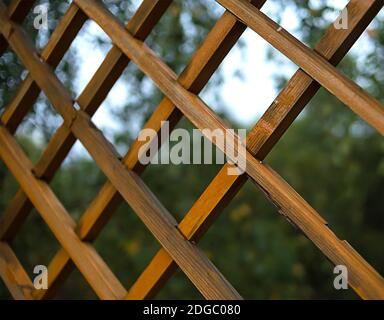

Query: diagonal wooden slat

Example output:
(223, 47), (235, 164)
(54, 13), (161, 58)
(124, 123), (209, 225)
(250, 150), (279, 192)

(1, 3), (87, 134)
(217, 0), (384, 135)
(0, 1), (241, 300)
(0, 242), (33, 300)
(0, 3), (125, 299)
(0, 0), (172, 242)
(0, 0), (35, 56)
(73, 0), (384, 300)
(0, 125), (127, 299)
(0, 0), (382, 301)
(127, 0), (384, 299)
(36, 0), (268, 300)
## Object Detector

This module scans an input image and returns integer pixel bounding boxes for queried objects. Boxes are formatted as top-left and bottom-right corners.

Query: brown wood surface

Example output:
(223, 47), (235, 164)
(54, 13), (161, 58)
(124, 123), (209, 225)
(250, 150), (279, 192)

(128, 0), (384, 300)
(74, 0), (384, 300)
(0, 0), (241, 300)
(0, 126), (126, 300)
(0, 242), (34, 300)
(0, 0), (383, 301)
(37, 0), (268, 300)
(0, 0), (172, 244)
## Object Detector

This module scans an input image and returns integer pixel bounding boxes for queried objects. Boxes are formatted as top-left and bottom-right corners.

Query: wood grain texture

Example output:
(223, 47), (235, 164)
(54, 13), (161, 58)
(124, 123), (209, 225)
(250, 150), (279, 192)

(74, 0), (384, 299)
(39, 1), (268, 300)
(0, 0), (240, 300)
(0, 0), (172, 243)
(0, 126), (126, 299)
(128, 0), (384, 299)
(0, 0), (383, 301)
(0, 242), (33, 300)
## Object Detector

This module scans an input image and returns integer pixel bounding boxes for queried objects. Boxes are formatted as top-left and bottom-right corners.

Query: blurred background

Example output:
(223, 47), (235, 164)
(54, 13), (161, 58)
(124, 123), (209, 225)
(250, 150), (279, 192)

(0, 0), (383, 299)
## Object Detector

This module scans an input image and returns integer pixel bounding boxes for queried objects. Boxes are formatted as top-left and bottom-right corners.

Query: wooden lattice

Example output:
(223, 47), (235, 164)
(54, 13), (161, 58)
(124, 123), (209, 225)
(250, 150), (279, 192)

(0, 0), (383, 300)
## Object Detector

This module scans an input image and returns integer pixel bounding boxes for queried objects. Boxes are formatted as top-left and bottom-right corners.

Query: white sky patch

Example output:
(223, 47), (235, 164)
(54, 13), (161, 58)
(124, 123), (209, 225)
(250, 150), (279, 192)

(71, 0), (373, 137)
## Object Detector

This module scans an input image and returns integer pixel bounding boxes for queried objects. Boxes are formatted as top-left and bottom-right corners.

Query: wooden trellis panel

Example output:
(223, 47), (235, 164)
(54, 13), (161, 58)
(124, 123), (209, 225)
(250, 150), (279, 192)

(0, 0), (383, 300)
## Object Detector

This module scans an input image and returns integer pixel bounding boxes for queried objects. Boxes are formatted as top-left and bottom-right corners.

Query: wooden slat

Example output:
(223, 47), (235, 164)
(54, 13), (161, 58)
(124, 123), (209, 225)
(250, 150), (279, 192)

(0, 0), (382, 301)
(1, 3), (87, 134)
(0, 242), (33, 300)
(38, 1), (268, 299)
(0, 2), (241, 300)
(216, 0), (384, 135)
(0, 3), (77, 124)
(0, 0), (35, 56)
(73, 0), (384, 300)
(0, 0), (172, 242)
(129, 0), (384, 297)
(0, 127), (126, 299)
(71, 111), (242, 300)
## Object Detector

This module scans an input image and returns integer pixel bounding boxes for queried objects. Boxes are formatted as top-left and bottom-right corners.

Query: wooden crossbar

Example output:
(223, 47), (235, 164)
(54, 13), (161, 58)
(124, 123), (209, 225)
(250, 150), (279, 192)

(0, 0), (240, 300)
(0, 0), (171, 242)
(35, 1), (268, 300)
(0, 0), (383, 300)
(0, 0), (35, 57)
(128, 0), (384, 300)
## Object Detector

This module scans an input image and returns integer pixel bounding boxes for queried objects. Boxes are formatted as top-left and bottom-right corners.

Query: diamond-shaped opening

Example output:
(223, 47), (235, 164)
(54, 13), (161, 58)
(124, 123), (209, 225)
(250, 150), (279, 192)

(145, 0), (225, 75)
(199, 28), (297, 131)
(156, 268), (202, 300)
(50, 140), (108, 223)
(0, 162), (20, 212)
(18, 0), (72, 51)
(13, 91), (64, 158)
(199, 179), (357, 299)
(0, 49), (26, 113)
(11, 208), (61, 285)
(266, 87), (384, 277)
(91, 61), (159, 155)
(260, 0), (350, 47)
(54, 267), (97, 300)
(56, 18), (113, 100)
(140, 117), (223, 222)
(343, 11), (384, 103)
(101, 0), (142, 24)
(92, 201), (163, 292)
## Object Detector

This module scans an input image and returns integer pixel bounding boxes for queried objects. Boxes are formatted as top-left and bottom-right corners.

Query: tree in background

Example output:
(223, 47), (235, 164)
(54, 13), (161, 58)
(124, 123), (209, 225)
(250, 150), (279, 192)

(0, 0), (383, 299)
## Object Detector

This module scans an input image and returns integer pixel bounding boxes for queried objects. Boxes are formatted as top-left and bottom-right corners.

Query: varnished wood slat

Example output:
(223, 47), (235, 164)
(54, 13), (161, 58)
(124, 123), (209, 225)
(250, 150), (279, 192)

(73, 0), (384, 300)
(1, 3), (87, 134)
(0, 0), (35, 56)
(0, 242), (33, 300)
(0, 0), (382, 301)
(0, 0), (172, 242)
(0, 2), (241, 300)
(0, 127), (126, 299)
(71, 111), (242, 300)
(129, 0), (384, 298)
(39, 1), (268, 299)
(0, 4), (86, 242)
(217, 0), (384, 135)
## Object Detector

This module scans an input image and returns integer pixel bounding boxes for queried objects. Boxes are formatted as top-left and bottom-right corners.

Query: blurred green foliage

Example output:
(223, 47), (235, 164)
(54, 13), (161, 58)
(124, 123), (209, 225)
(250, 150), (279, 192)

(0, 0), (383, 299)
